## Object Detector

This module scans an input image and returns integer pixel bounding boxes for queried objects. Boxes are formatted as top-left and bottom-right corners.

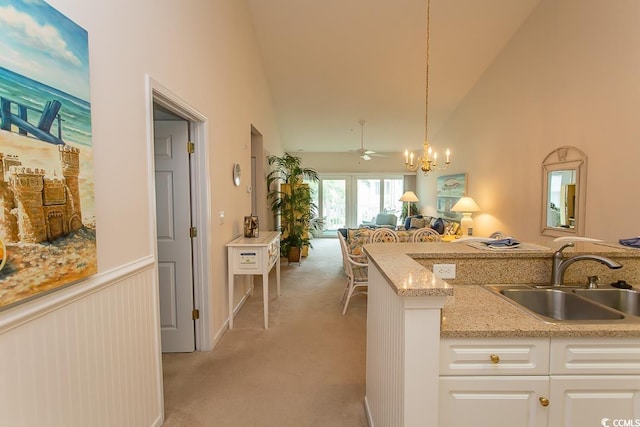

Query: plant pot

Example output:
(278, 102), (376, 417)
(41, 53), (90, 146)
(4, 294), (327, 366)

(288, 246), (302, 264)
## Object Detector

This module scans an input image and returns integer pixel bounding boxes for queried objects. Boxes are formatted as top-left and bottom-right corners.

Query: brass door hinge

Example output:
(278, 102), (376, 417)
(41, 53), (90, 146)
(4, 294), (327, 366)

(192, 309), (200, 320)
(187, 141), (195, 154)
(190, 227), (197, 238)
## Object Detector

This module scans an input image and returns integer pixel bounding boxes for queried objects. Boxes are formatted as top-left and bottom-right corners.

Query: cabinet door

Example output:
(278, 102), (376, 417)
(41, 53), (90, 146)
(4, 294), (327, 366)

(439, 376), (549, 427)
(549, 375), (640, 427)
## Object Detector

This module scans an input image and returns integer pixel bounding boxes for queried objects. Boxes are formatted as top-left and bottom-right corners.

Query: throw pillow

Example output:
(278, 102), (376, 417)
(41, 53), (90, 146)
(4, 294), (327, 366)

(409, 217), (427, 229)
(430, 217), (445, 234)
(404, 214), (422, 231)
(444, 221), (460, 236)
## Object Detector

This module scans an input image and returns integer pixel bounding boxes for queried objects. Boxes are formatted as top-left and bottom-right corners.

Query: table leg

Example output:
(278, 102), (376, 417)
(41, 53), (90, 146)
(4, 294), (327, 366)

(276, 256), (281, 297)
(228, 268), (234, 329)
(263, 273), (269, 329)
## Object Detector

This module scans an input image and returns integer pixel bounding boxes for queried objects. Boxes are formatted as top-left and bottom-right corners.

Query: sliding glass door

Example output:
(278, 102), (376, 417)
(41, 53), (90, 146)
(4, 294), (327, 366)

(321, 179), (347, 233)
(356, 178), (403, 227)
(308, 175), (405, 235)
(356, 179), (380, 226)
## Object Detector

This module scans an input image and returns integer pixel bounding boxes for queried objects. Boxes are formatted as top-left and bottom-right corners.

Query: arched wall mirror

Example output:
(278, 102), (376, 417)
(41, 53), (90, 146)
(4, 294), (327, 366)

(541, 146), (587, 237)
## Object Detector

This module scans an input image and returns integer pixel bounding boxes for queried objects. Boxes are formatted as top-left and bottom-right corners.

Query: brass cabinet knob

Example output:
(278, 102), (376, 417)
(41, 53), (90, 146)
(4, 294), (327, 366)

(539, 397), (550, 407)
(490, 354), (500, 364)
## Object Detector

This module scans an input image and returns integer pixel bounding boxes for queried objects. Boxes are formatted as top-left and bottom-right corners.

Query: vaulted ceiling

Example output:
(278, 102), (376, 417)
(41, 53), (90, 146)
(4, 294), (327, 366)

(246, 0), (541, 155)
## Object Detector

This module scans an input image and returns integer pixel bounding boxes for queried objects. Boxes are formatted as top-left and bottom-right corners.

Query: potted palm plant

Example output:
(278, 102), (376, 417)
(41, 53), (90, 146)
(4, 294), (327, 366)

(266, 153), (319, 263)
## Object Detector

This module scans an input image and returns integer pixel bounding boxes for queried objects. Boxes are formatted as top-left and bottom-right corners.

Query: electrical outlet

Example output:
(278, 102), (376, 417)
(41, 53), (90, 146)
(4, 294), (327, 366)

(433, 263), (456, 279)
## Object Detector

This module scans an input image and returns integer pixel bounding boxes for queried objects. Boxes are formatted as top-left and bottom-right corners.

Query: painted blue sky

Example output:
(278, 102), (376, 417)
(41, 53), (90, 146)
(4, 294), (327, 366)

(0, 0), (90, 101)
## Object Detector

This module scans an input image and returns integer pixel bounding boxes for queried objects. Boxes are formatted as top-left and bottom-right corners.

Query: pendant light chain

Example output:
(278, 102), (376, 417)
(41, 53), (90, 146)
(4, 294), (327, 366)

(403, 0), (451, 174)
(425, 0), (430, 144)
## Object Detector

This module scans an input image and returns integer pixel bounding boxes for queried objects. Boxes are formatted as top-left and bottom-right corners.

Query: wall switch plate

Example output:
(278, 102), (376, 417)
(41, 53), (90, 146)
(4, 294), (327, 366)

(433, 263), (456, 279)
(219, 211), (225, 224)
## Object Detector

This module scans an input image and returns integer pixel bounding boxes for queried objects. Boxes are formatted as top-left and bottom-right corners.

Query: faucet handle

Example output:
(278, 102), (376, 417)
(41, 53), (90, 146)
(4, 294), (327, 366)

(586, 275), (600, 289)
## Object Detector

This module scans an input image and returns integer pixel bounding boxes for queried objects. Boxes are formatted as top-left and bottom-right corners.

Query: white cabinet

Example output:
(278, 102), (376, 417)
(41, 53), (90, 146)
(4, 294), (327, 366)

(440, 376), (549, 427)
(440, 338), (550, 427)
(440, 337), (640, 427)
(549, 376), (640, 426)
(549, 338), (640, 427)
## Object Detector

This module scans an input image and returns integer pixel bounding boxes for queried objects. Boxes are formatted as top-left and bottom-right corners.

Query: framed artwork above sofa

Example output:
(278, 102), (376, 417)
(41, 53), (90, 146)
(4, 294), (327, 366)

(437, 173), (467, 220)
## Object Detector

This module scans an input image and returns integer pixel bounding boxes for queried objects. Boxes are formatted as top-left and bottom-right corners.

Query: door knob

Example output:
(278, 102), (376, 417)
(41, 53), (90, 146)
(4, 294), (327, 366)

(539, 397), (550, 407)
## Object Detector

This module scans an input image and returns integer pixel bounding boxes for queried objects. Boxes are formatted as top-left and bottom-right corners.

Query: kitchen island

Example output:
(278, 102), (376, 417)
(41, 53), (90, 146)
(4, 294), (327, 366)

(363, 241), (640, 427)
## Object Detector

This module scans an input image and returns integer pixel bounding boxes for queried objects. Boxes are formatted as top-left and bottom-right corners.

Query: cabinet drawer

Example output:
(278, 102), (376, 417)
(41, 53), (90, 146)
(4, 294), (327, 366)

(440, 338), (550, 376)
(550, 337), (640, 375)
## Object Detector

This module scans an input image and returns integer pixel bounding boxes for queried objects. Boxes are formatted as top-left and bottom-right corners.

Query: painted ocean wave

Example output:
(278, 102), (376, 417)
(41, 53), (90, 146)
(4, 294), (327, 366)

(0, 67), (92, 147)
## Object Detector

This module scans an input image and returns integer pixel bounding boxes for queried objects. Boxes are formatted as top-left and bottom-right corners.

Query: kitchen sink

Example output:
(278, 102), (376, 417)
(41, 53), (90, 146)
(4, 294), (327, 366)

(573, 289), (640, 316)
(483, 284), (639, 324)
(500, 288), (624, 321)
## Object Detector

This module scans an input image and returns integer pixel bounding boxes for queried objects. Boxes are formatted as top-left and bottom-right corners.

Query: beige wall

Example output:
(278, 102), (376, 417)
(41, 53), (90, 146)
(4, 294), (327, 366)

(416, 0), (640, 243)
(0, 0), (283, 423)
(45, 0), (284, 341)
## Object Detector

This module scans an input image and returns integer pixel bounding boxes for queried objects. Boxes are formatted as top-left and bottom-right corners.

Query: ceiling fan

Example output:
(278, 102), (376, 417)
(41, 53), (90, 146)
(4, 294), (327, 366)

(353, 120), (377, 161)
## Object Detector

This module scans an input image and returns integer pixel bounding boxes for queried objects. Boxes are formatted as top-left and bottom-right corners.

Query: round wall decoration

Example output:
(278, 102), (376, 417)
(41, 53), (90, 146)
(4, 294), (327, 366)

(233, 163), (241, 186)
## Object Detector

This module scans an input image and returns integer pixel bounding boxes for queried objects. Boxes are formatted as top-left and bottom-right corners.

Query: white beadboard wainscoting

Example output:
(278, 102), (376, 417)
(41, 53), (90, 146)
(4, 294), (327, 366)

(365, 264), (446, 427)
(0, 256), (164, 427)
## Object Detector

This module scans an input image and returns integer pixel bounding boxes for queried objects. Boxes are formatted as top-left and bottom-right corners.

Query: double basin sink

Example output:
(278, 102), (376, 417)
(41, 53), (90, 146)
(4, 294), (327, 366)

(483, 284), (640, 324)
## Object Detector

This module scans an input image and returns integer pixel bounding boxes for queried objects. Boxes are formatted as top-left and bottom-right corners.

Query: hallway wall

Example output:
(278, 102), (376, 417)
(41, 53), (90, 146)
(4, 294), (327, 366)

(0, 0), (283, 425)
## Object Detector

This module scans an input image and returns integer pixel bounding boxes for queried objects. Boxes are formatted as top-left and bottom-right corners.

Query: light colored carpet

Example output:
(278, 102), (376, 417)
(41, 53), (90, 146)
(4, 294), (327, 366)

(162, 237), (368, 426)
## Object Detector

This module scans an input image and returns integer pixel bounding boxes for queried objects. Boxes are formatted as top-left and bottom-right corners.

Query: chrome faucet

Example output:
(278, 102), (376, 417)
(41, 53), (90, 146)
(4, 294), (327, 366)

(551, 242), (623, 286)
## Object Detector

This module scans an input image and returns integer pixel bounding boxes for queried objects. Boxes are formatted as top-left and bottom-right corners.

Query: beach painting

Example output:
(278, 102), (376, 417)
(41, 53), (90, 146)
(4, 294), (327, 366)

(436, 173), (467, 220)
(0, 0), (96, 310)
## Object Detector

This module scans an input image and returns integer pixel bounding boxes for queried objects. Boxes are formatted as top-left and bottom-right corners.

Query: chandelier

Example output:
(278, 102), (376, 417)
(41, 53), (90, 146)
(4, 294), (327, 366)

(404, 0), (451, 175)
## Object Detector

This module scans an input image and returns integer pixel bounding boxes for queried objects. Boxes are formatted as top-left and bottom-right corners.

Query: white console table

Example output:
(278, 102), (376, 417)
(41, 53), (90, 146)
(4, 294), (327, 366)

(226, 231), (280, 329)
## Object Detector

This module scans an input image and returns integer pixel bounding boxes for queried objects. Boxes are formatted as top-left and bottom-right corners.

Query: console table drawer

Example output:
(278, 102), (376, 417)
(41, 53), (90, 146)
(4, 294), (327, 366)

(440, 338), (550, 376)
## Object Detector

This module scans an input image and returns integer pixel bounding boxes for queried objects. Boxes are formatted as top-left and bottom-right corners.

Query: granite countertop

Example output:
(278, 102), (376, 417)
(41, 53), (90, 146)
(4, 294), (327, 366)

(364, 241), (640, 338)
(441, 284), (640, 338)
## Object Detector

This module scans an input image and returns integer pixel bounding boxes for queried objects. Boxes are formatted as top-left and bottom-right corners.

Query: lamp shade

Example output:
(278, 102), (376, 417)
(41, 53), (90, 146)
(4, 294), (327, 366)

(451, 197), (480, 213)
(399, 191), (419, 203)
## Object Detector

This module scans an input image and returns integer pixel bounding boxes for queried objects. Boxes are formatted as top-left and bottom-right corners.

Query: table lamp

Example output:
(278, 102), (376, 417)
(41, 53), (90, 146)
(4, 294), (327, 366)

(399, 191), (419, 217)
(451, 196), (480, 236)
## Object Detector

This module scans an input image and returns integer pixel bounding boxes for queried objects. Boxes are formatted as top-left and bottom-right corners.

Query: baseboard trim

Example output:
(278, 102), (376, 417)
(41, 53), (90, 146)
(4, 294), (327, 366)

(364, 396), (374, 427)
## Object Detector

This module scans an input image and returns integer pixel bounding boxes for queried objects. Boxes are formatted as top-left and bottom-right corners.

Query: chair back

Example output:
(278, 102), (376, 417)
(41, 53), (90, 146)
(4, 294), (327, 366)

(411, 227), (442, 242)
(338, 232), (369, 315)
(370, 228), (399, 243)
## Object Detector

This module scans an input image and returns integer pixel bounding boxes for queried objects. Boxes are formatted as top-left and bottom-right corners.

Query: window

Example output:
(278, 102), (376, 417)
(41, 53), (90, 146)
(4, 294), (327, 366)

(311, 175), (405, 234)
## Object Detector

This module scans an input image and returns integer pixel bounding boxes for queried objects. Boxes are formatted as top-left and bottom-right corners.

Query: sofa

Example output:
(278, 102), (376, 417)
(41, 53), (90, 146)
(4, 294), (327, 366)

(401, 214), (462, 236)
(359, 213), (398, 229)
(338, 217), (461, 257)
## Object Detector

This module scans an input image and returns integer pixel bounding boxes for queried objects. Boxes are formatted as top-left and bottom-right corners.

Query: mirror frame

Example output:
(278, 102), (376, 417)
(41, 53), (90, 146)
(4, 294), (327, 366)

(541, 146), (587, 237)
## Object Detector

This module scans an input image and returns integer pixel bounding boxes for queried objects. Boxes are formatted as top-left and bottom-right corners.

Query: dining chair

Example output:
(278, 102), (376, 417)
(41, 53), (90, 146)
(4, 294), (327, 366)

(411, 227), (442, 242)
(370, 228), (399, 243)
(338, 231), (368, 314)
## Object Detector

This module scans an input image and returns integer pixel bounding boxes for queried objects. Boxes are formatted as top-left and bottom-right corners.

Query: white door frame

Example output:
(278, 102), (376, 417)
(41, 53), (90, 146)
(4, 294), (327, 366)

(145, 75), (213, 351)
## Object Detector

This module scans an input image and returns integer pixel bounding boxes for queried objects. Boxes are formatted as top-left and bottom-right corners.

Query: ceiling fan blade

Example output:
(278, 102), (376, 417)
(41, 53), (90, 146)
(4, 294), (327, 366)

(364, 149), (375, 154)
(361, 154), (371, 161)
